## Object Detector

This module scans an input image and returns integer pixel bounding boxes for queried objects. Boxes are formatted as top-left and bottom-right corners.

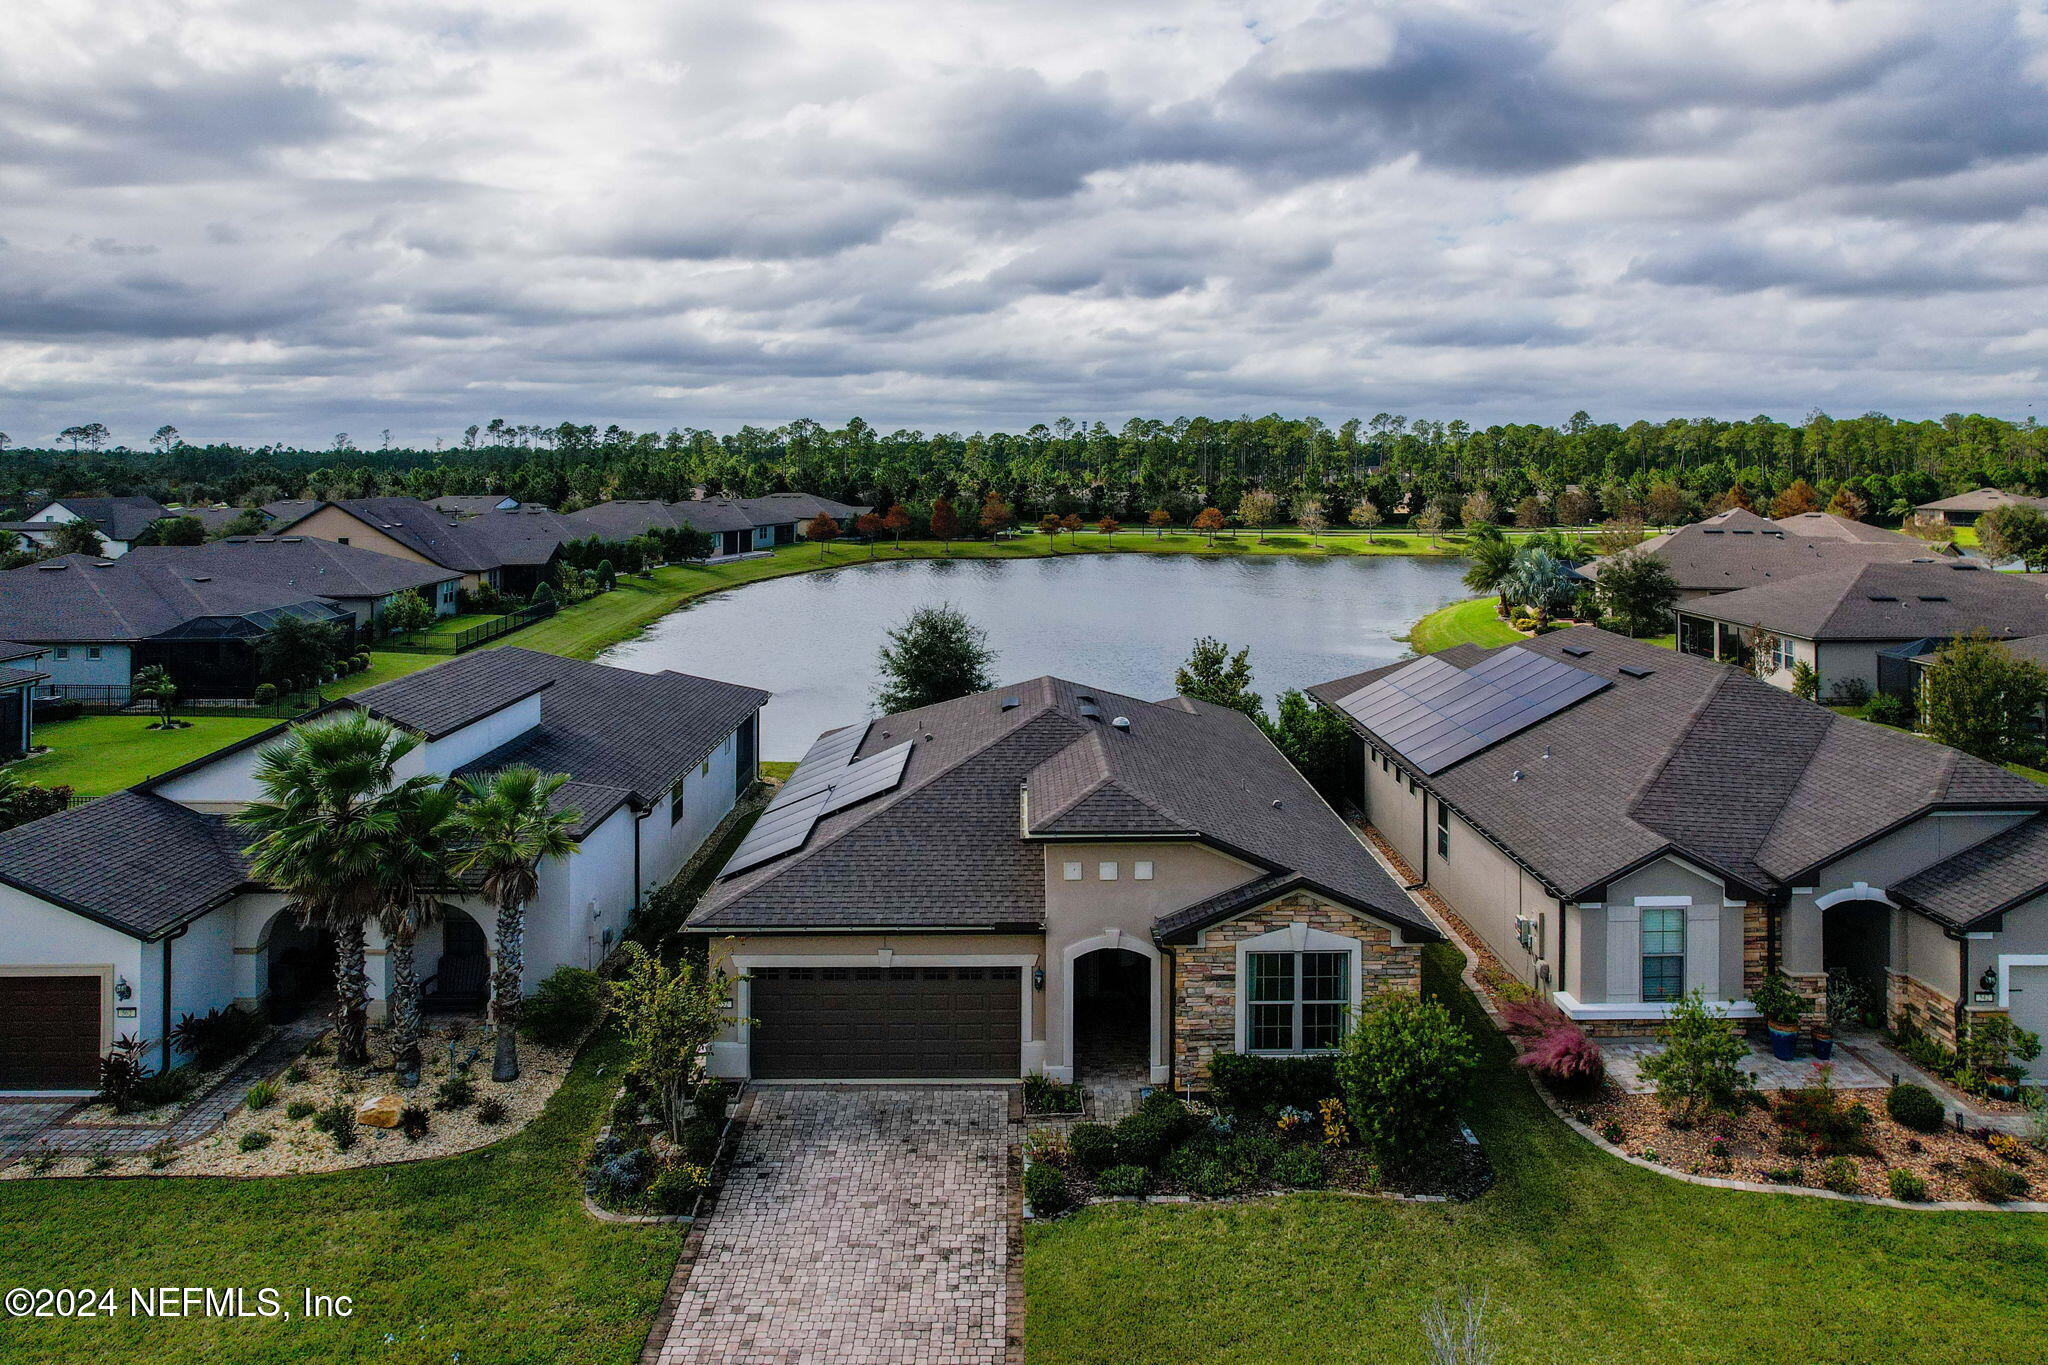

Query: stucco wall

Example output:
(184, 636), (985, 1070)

(1424, 798), (1557, 991)
(1591, 857), (1746, 1009)
(1361, 743), (1427, 874)
(0, 885), (139, 1088)
(39, 643), (133, 689)
(650, 725), (740, 887)
(418, 693), (544, 774)
(285, 506), (483, 588)
(150, 723), (289, 809)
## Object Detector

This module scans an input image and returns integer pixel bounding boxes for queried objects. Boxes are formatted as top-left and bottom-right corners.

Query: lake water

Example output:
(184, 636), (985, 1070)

(600, 553), (1472, 759)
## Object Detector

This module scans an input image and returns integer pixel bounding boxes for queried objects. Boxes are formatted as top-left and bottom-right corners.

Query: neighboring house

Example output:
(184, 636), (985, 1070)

(0, 643), (48, 758)
(428, 495), (522, 517)
(161, 505), (248, 536)
(259, 498), (321, 526)
(1, 496), (171, 558)
(1914, 488), (2048, 527)
(565, 492), (868, 558)
(269, 498), (577, 596)
(0, 554), (355, 697)
(1581, 507), (1964, 603)
(1309, 626), (2048, 1078)
(689, 676), (1436, 1087)
(122, 537), (463, 629)
(1675, 561), (2048, 700)
(733, 493), (871, 542)
(1772, 511), (1946, 548)
(0, 647), (766, 1092)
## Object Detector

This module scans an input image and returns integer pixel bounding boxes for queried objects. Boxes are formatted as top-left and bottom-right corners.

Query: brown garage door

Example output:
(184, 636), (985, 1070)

(0, 975), (102, 1090)
(748, 965), (1020, 1080)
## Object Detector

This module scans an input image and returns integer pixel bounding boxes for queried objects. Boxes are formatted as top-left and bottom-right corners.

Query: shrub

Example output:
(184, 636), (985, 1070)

(1865, 692), (1914, 727)
(245, 1080), (279, 1111)
(1023, 1162), (1073, 1215)
(131, 1065), (199, 1110)
(398, 1106), (431, 1141)
(1336, 994), (1480, 1168)
(1748, 973), (1808, 1027)
(253, 683), (277, 704)
(1022, 1129), (1069, 1165)
(238, 1130), (273, 1153)
(1515, 1022), (1605, 1093)
(285, 1063), (309, 1083)
(434, 1074), (477, 1112)
(522, 967), (606, 1046)
(1186, 1160), (1244, 1198)
(1113, 1108), (1187, 1169)
(1639, 992), (1754, 1120)
(169, 1005), (268, 1069)
(1831, 678), (1872, 707)
(313, 1101), (357, 1152)
(1987, 1132), (2030, 1165)
(692, 1078), (736, 1121)
(585, 1148), (653, 1203)
(1774, 1068), (1874, 1156)
(1022, 1074), (1082, 1114)
(1961, 1157), (2029, 1203)
(475, 1097), (508, 1125)
(1271, 1146), (1328, 1189)
(1887, 1169), (1929, 1202)
(97, 1035), (150, 1113)
(1599, 1121), (1624, 1145)
(649, 1164), (709, 1214)
(1775, 1132), (1809, 1158)
(87, 1145), (114, 1173)
(1497, 997), (1569, 1037)
(1096, 1163), (1152, 1197)
(1819, 1156), (1861, 1194)
(147, 1139), (177, 1170)
(682, 1116), (722, 1165)
(1958, 1014), (2044, 1082)
(1067, 1123), (1119, 1174)
(1886, 1082), (1946, 1133)
(1220, 1131), (1282, 1178)
(285, 1100), (316, 1121)
(1207, 1053), (1340, 1116)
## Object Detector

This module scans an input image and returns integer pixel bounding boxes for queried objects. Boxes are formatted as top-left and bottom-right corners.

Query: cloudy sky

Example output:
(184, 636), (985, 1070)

(3, 0), (2046, 447)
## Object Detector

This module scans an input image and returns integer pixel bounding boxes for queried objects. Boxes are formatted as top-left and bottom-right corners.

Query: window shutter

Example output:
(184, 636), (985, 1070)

(1606, 905), (1641, 1003)
(1684, 903), (1720, 998)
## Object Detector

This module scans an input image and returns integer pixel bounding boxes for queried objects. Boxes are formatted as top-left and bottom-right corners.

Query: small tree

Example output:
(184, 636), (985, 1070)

(874, 603), (998, 712)
(1554, 488), (1595, 526)
(855, 512), (885, 557)
(216, 507), (269, 538)
(1060, 511), (1084, 546)
(1412, 505), (1446, 545)
(380, 589), (435, 640)
(1593, 549), (1679, 637)
(142, 516), (206, 547)
(1351, 496), (1383, 541)
(258, 614), (341, 690)
(0, 770), (72, 832)
(1922, 633), (2048, 763)
(43, 519), (106, 558)
(883, 503), (913, 546)
(1269, 689), (1352, 798)
(607, 942), (743, 1143)
(1825, 484), (1869, 522)
(930, 497), (962, 548)
(1790, 661), (1819, 700)
(1499, 550), (1577, 624)
(1459, 489), (1497, 529)
(675, 526), (715, 562)
(1976, 503), (2048, 570)
(1771, 479), (1822, 518)
(1710, 483), (1754, 515)
(1462, 537), (1517, 598)
(978, 493), (1014, 540)
(132, 664), (178, 725)
(1593, 517), (1647, 557)
(1337, 993), (1481, 1169)
(1637, 992), (1753, 1122)
(805, 512), (841, 559)
(1513, 495), (1547, 529)
(1237, 489), (1280, 543)
(1192, 506), (1225, 545)
(1644, 482), (1687, 527)
(1097, 516), (1120, 544)
(1297, 496), (1327, 546)
(1174, 636), (1261, 718)
(1037, 514), (1062, 543)
(1147, 507), (1173, 537)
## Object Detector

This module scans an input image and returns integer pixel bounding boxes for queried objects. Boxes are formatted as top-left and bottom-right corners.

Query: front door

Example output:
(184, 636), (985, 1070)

(1822, 902), (1891, 1023)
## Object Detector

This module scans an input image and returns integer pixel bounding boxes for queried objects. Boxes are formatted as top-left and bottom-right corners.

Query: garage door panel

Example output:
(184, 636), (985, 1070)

(749, 965), (1020, 1080)
(0, 975), (103, 1090)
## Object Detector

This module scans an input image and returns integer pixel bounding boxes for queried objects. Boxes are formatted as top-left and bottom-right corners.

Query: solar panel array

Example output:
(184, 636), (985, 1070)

(1337, 649), (1610, 775)
(720, 726), (916, 877)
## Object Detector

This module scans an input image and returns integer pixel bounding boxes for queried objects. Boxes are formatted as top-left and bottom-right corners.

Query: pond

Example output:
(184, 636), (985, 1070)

(601, 553), (1473, 759)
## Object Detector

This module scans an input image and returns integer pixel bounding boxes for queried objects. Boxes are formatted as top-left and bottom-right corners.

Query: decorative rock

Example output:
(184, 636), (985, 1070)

(356, 1095), (402, 1129)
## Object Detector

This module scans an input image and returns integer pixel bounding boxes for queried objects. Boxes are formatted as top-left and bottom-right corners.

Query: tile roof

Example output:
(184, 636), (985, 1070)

(0, 553), (351, 644)
(0, 790), (251, 940)
(692, 676), (1429, 939)
(1679, 561), (2048, 641)
(1585, 507), (1963, 594)
(125, 537), (460, 602)
(1309, 625), (2048, 900)
(1894, 817), (2048, 928)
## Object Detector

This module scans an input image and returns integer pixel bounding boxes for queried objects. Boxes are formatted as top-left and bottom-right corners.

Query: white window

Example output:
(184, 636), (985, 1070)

(1641, 907), (1685, 1002)
(1768, 639), (1795, 673)
(52, 648), (68, 659)
(1098, 861), (1118, 881)
(1062, 861), (1083, 881)
(1134, 860), (1154, 881)
(85, 647), (101, 660)
(1247, 951), (1350, 1052)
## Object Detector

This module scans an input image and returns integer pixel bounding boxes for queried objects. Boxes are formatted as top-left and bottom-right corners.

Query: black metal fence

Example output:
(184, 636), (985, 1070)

(35, 685), (318, 722)
(380, 600), (558, 655)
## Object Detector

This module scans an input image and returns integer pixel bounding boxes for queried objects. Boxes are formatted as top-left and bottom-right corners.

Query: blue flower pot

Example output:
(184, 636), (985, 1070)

(1768, 1025), (1798, 1061)
(1811, 1034), (1834, 1061)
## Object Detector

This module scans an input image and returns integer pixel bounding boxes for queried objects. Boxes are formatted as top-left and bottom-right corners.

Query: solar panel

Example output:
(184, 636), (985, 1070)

(717, 728), (916, 878)
(820, 742), (914, 815)
(1337, 650), (1610, 775)
(721, 790), (834, 876)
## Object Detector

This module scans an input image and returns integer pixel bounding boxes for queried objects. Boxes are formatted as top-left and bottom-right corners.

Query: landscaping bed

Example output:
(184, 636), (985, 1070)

(62, 1007), (276, 1129)
(581, 1077), (742, 1220)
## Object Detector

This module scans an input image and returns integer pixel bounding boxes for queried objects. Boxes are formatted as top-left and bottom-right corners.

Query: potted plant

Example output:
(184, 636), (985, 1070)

(1750, 972), (1806, 1061)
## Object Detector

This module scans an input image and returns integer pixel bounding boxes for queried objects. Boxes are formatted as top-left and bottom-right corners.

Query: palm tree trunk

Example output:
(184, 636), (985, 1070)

(333, 918), (369, 1067)
(390, 931), (423, 1088)
(491, 899), (524, 1082)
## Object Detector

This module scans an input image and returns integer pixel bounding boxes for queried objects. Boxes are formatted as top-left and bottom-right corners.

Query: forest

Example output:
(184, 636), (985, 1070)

(5, 410), (2045, 530)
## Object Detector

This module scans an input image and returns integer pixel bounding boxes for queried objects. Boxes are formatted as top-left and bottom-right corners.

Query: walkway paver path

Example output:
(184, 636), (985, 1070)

(652, 1086), (1013, 1365)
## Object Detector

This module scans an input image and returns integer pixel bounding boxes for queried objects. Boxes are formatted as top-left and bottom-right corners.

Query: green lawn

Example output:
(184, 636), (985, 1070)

(1403, 597), (1522, 653)
(1024, 944), (2048, 1365)
(0, 1036), (679, 1365)
(11, 714), (280, 796)
(345, 650), (446, 693)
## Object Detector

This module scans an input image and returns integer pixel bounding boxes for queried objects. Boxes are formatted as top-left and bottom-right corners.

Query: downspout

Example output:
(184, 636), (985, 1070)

(1420, 792), (1430, 883)
(1555, 898), (1570, 1002)
(1956, 932), (1972, 1044)
(159, 924), (189, 1073)
(1164, 944), (1180, 1096)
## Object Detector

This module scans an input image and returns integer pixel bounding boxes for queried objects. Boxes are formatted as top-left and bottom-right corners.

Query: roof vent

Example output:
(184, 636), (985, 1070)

(1512, 770), (1524, 781)
(255, 536), (276, 543)
(1619, 665), (1655, 679)
(34, 562), (66, 571)
(1112, 716), (1130, 730)
(1079, 704), (1102, 720)
(1868, 594), (1898, 602)
(191, 575), (212, 582)
(1918, 595), (1948, 602)
(1953, 563), (1981, 571)
(1271, 799), (1282, 809)
(1561, 645), (1591, 658)
(1000, 696), (1019, 711)
(1542, 745), (1552, 760)
(282, 536), (302, 543)
(1702, 528), (1725, 535)
(1075, 693), (1097, 704)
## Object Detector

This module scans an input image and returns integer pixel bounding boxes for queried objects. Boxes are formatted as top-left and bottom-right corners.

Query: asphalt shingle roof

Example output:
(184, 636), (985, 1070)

(1309, 625), (2048, 901)
(1772, 512), (1933, 546)
(29, 496), (170, 542)
(281, 498), (577, 573)
(1585, 508), (1962, 594)
(123, 537), (460, 603)
(1916, 488), (2048, 515)
(1679, 561), (2048, 641)
(692, 677), (1429, 940)
(0, 791), (250, 940)
(1895, 817), (2048, 928)
(0, 553), (350, 644)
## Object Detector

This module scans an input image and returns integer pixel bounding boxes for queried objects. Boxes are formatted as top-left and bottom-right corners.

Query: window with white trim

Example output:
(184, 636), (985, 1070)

(1062, 861), (1082, 881)
(1133, 860), (1154, 880)
(1767, 638), (1794, 673)
(1247, 950), (1349, 1052)
(1098, 861), (1118, 881)
(1641, 907), (1685, 1002)
(1436, 801), (1450, 859)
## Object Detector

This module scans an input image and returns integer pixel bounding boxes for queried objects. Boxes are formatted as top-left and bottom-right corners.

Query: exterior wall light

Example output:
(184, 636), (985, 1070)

(1033, 967), (1045, 991)
(114, 976), (132, 1001)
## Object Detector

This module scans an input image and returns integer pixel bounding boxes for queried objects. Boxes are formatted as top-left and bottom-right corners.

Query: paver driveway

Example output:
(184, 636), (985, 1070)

(651, 1085), (1014, 1365)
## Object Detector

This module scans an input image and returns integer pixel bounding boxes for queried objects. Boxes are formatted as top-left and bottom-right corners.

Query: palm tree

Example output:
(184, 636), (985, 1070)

(451, 767), (581, 1082)
(237, 713), (425, 1067)
(376, 784), (458, 1088)
(1461, 535), (1517, 602)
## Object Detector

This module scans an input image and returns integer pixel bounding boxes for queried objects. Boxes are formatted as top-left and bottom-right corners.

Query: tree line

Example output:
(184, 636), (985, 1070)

(3, 410), (2044, 535)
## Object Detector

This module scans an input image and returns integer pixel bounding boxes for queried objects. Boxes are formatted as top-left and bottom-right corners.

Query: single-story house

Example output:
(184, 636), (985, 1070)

(0, 643), (48, 758)
(733, 493), (870, 541)
(1914, 488), (2048, 527)
(688, 676), (1437, 1088)
(123, 537), (463, 630)
(0, 554), (356, 698)
(565, 492), (869, 559)
(0, 647), (766, 1092)
(1, 496), (171, 558)
(1310, 625), (2048, 1078)
(428, 495), (523, 517)
(1581, 507), (1965, 604)
(268, 498), (578, 596)
(1772, 511), (1947, 549)
(1674, 560), (2048, 700)
(258, 499), (322, 526)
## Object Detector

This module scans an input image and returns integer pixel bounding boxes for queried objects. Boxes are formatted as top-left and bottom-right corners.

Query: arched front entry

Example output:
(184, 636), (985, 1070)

(1818, 891), (1893, 1027)
(263, 913), (335, 1023)
(424, 909), (490, 1014)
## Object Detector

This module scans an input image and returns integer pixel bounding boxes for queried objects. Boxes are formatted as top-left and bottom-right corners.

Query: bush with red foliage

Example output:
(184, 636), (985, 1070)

(1498, 997), (1568, 1037)
(1515, 1022), (1606, 1093)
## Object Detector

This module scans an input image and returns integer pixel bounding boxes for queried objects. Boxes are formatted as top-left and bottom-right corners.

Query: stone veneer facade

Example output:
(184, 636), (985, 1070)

(1891, 969), (1960, 1047)
(1170, 892), (1421, 1087)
